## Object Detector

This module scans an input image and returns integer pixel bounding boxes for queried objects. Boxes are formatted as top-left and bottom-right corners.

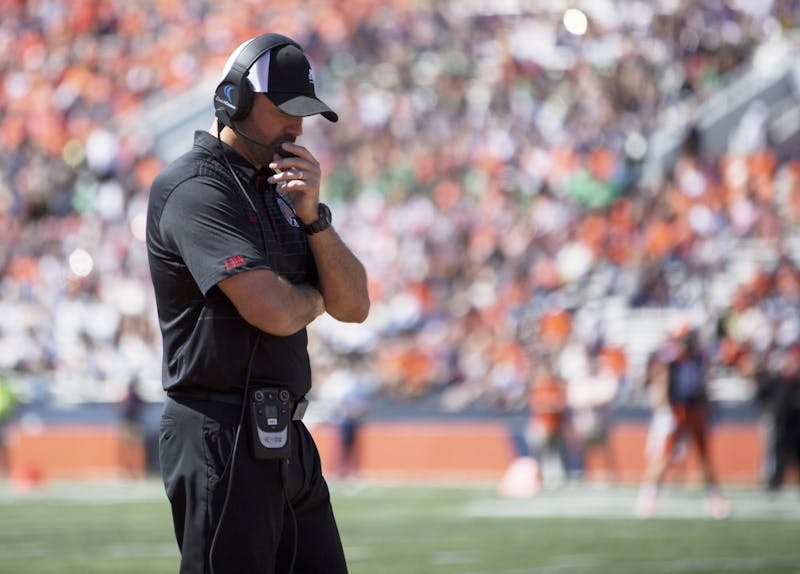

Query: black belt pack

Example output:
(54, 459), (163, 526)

(167, 386), (307, 460)
(247, 387), (307, 460)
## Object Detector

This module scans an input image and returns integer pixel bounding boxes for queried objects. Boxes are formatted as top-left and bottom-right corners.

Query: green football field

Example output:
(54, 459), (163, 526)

(0, 478), (798, 574)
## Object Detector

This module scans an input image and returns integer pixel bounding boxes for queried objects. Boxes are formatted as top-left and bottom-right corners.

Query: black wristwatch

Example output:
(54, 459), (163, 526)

(302, 203), (332, 235)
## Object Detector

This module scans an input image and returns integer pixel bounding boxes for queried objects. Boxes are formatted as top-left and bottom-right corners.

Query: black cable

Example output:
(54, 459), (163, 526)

(282, 459), (298, 574)
(209, 127), (272, 574)
(217, 126), (260, 215)
(217, 126), (280, 246)
(212, 127), (297, 574)
(208, 334), (260, 574)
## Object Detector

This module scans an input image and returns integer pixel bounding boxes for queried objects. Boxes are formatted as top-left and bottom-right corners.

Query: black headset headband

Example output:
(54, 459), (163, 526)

(214, 33), (301, 128)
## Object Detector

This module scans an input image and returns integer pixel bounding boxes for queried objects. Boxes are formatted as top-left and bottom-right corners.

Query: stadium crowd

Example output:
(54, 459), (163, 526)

(0, 0), (798, 426)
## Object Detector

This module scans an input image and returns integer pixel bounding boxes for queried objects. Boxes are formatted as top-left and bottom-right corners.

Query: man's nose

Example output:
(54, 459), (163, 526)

(286, 118), (303, 137)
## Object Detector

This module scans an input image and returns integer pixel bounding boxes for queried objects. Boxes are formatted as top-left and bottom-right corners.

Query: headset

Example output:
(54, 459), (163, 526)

(214, 33), (302, 128)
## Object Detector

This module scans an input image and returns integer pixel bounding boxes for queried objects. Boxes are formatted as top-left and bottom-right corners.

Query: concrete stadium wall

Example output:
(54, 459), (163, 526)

(5, 420), (770, 488)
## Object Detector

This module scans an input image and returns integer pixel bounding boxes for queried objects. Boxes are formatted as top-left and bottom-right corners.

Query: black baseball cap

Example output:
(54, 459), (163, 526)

(222, 39), (338, 122)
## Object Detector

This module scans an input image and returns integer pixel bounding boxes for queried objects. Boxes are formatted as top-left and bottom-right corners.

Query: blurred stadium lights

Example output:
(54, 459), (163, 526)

(562, 9), (588, 36)
(624, 131), (648, 162)
(61, 139), (84, 168)
(68, 248), (93, 278)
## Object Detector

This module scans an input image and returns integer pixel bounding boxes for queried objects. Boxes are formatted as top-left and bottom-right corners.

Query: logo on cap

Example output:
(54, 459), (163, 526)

(308, 69), (314, 85)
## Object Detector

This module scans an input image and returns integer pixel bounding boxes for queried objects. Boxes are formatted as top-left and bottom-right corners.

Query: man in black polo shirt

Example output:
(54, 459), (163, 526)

(147, 34), (369, 574)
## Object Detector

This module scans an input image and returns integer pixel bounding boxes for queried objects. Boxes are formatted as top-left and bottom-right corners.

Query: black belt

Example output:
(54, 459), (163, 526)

(167, 388), (308, 421)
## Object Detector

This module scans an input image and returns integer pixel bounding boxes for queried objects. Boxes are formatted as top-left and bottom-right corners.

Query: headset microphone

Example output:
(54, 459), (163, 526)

(229, 124), (296, 158)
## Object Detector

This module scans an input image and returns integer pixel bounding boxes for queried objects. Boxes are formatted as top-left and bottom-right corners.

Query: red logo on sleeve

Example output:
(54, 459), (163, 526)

(224, 255), (246, 270)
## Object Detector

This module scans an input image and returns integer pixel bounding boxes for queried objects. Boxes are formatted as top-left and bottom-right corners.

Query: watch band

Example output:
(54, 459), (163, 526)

(302, 203), (332, 235)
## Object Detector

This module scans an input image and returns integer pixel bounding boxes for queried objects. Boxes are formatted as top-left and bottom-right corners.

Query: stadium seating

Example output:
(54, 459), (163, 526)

(0, 0), (798, 421)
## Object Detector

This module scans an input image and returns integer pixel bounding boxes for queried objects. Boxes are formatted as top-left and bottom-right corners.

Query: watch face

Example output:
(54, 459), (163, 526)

(319, 203), (332, 223)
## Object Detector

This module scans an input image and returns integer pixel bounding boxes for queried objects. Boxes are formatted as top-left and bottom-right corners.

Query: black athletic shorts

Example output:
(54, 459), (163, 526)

(159, 395), (348, 574)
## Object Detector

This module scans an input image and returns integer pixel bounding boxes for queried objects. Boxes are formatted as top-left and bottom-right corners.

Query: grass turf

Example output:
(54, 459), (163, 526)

(0, 479), (798, 574)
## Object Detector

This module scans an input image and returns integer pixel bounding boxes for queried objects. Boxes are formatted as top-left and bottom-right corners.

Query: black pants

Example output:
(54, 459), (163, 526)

(768, 411), (800, 491)
(159, 395), (348, 574)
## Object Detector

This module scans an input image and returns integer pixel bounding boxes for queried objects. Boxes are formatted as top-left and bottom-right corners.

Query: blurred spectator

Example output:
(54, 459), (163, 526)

(636, 327), (729, 518)
(525, 358), (573, 486)
(0, 375), (19, 478)
(117, 375), (145, 477)
(754, 344), (800, 492)
(565, 343), (622, 482)
(319, 355), (372, 480)
(642, 350), (686, 477)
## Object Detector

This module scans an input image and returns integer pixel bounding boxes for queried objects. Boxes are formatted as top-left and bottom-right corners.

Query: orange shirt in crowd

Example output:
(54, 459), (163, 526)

(540, 309), (571, 349)
(529, 375), (567, 437)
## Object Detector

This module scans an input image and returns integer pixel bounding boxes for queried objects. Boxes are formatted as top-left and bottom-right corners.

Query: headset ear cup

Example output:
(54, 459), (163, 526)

(215, 34), (300, 127)
(232, 80), (253, 122)
(214, 79), (254, 126)
(214, 81), (237, 127)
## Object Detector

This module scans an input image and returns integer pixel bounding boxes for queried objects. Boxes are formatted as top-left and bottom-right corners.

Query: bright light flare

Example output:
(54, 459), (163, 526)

(563, 9), (589, 36)
(68, 248), (94, 278)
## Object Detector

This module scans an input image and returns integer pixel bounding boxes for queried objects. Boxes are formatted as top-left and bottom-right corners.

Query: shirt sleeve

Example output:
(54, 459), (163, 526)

(160, 176), (270, 295)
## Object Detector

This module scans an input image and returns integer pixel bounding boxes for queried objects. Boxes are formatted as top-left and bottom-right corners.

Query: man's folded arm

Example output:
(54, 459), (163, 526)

(219, 269), (325, 336)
